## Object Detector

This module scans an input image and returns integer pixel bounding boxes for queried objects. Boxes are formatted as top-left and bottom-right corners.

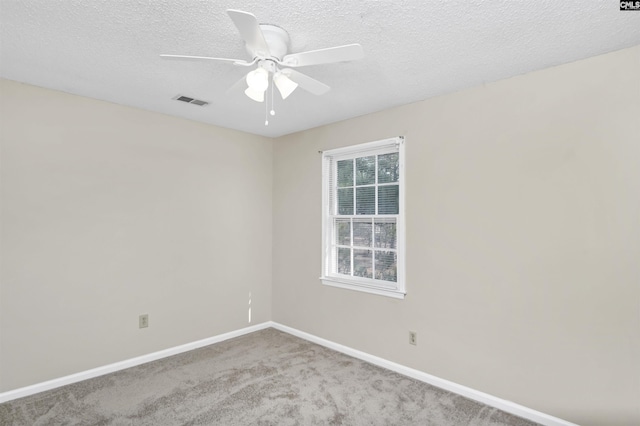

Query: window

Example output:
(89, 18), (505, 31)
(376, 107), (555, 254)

(321, 137), (405, 299)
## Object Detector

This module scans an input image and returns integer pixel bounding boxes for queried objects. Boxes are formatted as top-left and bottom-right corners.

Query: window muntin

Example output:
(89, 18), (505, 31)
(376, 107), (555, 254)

(321, 137), (405, 298)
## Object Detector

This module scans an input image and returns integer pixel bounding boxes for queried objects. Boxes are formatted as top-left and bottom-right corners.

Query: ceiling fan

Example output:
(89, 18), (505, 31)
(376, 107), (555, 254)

(160, 9), (364, 124)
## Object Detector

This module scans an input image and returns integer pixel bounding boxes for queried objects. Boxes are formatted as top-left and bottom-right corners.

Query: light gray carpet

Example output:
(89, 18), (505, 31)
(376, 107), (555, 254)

(0, 328), (539, 425)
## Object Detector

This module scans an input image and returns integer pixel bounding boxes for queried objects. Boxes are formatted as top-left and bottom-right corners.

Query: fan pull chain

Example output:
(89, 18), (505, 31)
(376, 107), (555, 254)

(264, 86), (269, 126)
(270, 80), (275, 116)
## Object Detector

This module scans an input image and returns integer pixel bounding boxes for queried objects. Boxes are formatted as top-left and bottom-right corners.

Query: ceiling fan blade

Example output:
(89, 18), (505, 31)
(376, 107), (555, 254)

(226, 72), (249, 95)
(281, 44), (364, 67)
(226, 9), (271, 58)
(282, 69), (330, 95)
(160, 54), (251, 66)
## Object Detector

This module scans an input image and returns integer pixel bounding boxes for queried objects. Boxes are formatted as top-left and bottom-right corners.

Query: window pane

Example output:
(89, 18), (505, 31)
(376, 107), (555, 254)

(336, 219), (351, 245)
(375, 220), (397, 249)
(353, 249), (373, 278)
(355, 156), (375, 186)
(378, 153), (399, 183)
(356, 187), (375, 215)
(375, 251), (397, 282)
(337, 159), (353, 187)
(378, 185), (399, 214)
(338, 188), (354, 215)
(337, 248), (351, 275)
(353, 219), (372, 248)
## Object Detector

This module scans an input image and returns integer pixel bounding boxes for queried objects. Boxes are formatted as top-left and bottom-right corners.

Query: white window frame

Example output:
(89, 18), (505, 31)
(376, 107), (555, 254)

(321, 136), (406, 299)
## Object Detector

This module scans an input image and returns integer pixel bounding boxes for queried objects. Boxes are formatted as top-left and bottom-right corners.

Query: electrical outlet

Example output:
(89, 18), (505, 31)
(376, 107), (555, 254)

(139, 314), (149, 329)
(409, 331), (417, 345)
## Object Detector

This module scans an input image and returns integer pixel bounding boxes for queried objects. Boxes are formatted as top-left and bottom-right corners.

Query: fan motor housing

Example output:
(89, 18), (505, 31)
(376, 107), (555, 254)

(249, 24), (290, 60)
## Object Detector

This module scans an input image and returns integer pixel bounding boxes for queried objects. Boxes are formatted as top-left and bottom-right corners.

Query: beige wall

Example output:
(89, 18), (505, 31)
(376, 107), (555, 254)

(272, 46), (640, 426)
(0, 79), (273, 391)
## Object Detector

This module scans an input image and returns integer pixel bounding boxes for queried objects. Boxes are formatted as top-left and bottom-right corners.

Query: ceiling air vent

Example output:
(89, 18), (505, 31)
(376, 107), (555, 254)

(173, 95), (209, 106)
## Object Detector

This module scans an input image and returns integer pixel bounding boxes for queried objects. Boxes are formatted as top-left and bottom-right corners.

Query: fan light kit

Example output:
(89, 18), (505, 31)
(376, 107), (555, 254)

(161, 9), (364, 126)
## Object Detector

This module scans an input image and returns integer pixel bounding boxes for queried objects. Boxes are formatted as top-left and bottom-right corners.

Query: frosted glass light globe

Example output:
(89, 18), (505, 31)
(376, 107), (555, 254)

(246, 67), (269, 92)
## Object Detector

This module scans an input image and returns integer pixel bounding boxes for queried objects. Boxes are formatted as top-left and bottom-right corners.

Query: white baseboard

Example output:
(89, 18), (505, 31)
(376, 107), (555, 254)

(1, 320), (576, 426)
(0, 322), (271, 404)
(270, 322), (578, 426)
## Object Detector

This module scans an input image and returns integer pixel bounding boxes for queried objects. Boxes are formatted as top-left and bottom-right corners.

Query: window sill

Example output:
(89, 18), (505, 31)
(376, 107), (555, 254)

(320, 277), (405, 299)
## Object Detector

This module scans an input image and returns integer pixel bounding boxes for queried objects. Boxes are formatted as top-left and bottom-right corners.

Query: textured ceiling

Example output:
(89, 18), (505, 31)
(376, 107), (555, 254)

(1, 1), (639, 137)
